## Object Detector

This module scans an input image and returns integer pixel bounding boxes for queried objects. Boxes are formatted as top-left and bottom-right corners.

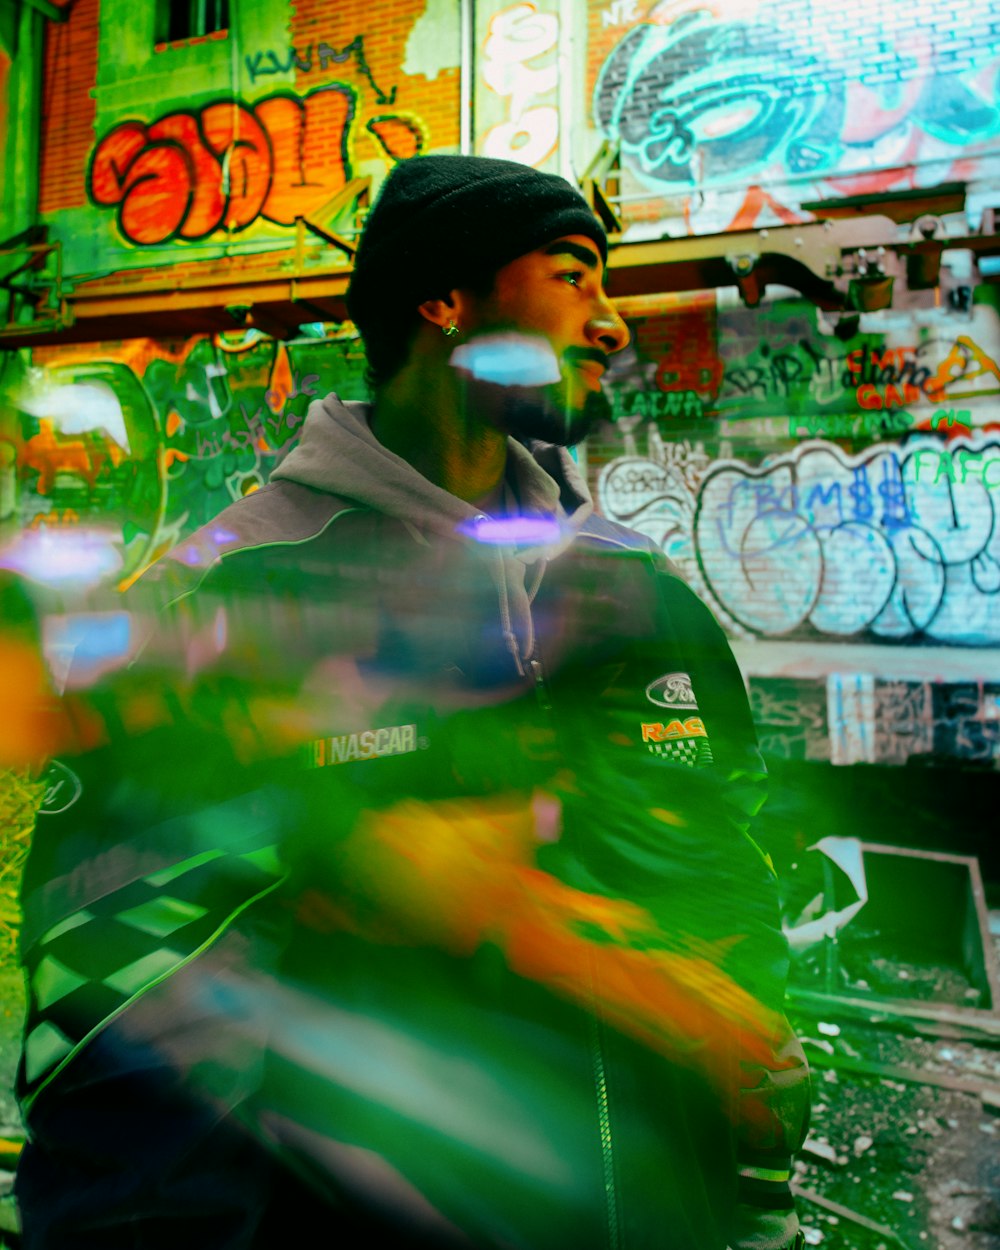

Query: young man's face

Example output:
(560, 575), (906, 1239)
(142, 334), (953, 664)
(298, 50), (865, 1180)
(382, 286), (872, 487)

(454, 234), (630, 446)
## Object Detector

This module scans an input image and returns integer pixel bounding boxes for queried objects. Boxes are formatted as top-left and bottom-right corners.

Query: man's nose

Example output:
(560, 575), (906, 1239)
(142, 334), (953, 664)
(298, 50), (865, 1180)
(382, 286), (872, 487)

(587, 296), (630, 355)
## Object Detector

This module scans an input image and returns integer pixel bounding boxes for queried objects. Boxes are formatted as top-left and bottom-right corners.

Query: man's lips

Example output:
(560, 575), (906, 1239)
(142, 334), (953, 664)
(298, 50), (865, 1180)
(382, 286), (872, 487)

(568, 360), (606, 389)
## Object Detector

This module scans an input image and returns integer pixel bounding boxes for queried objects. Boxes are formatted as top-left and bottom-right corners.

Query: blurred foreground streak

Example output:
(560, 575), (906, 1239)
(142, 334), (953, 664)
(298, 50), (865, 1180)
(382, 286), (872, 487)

(5, 509), (809, 1248)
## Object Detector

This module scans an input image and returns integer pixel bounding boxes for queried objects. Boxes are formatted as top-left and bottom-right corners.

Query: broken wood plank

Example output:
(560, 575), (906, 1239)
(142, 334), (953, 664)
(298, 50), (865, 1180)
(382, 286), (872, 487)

(801, 1048), (1000, 1099)
(793, 1185), (916, 1249)
(787, 986), (1000, 1045)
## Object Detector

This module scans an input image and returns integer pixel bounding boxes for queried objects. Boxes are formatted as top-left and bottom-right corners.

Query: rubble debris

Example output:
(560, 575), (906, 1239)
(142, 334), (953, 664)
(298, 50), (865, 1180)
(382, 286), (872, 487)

(942, 1180), (980, 1198)
(801, 1137), (841, 1166)
(793, 1185), (918, 1249)
(981, 1087), (1000, 1113)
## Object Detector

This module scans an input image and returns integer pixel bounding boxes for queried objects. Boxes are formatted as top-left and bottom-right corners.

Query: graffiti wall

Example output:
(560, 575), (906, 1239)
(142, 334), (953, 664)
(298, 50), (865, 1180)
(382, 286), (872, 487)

(88, 87), (361, 246)
(33, 0), (460, 273)
(3, 330), (368, 588)
(594, 425), (1000, 764)
(588, 0), (1000, 232)
(745, 672), (1000, 767)
(4, 0), (1000, 776)
(602, 284), (1000, 438)
(597, 429), (1000, 641)
(5, 279), (1000, 768)
(589, 282), (1000, 766)
(0, 0), (462, 587)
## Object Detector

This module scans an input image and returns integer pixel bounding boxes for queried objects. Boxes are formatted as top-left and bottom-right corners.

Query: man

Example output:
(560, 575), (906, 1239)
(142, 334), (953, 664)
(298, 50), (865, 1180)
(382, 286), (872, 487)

(16, 155), (808, 1248)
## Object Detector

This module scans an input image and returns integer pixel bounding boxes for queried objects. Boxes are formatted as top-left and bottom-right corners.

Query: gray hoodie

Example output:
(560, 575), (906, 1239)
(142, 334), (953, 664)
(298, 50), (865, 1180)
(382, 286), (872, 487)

(270, 394), (596, 677)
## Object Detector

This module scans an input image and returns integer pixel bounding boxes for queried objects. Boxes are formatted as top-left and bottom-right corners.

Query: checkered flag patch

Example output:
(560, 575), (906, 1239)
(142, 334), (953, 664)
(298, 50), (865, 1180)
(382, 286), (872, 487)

(646, 737), (714, 768)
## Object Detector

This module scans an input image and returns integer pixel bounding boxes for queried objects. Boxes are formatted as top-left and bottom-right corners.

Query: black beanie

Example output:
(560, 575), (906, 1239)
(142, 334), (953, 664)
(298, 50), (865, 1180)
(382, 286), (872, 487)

(346, 155), (608, 337)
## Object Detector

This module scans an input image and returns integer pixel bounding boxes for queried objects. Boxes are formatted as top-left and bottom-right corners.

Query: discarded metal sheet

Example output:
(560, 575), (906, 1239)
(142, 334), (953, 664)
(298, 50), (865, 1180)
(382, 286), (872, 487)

(787, 840), (1000, 1023)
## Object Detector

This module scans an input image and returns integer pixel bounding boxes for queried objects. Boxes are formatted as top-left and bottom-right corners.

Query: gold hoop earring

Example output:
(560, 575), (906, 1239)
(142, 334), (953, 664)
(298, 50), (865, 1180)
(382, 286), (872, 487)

(443, 320), (460, 338)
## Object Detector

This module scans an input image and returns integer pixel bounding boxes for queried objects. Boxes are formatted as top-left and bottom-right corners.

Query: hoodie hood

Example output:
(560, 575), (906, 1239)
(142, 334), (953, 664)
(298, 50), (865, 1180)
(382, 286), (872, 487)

(271, 394), (595, 674)
(272, 394), (594, 554)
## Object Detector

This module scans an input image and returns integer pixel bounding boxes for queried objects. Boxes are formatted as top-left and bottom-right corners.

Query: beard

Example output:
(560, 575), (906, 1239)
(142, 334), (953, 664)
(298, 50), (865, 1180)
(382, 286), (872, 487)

(492, 377), (612, 447)
(451, 335), (612, 447)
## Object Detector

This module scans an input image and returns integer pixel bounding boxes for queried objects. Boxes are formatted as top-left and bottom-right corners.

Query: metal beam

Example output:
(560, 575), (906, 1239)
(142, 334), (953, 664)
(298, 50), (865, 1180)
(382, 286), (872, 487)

(2, 210), (999, 349)
(0, 261), (351, 346)
(603, 215), (900, 307)
(800, 181), (967, 225)
(18, 0), (69, 22)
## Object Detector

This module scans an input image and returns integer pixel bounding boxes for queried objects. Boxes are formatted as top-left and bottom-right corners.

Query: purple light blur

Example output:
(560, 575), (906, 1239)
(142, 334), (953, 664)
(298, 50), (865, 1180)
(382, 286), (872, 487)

(458, 515), (563, 546)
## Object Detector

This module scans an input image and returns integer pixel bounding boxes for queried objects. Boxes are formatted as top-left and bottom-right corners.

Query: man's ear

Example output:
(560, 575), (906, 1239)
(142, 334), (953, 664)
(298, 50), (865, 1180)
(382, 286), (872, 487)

(416, 293), (459, 329)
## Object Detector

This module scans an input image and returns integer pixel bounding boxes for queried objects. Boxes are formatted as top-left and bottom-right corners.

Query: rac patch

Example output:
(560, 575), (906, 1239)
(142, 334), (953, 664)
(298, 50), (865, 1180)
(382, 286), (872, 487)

(640, 716), (714, 767)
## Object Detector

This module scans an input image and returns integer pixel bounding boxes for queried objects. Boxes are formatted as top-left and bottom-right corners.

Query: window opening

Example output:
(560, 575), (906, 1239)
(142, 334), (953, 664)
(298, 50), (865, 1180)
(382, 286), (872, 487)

(155, 0), (229, 44)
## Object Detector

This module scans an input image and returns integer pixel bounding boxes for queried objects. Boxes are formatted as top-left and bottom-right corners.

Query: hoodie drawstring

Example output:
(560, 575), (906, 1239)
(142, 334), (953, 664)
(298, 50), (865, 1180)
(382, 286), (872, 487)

(477, 516), (527, 679)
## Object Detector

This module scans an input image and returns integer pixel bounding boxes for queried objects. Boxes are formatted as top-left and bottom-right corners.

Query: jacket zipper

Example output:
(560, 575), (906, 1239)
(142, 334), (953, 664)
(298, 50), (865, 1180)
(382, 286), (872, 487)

(588, 966), (620, 1250)
(482, 515), (618, 1244)
(528, 656), (552, 711)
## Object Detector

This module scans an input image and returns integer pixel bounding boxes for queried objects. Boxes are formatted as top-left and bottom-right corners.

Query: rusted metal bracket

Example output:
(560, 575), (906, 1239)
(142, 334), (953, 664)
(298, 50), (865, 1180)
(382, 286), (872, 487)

(603, 179), (1000, 309)
(293, 176), (372, 264)
(580, 140), (624, 236)
(0, 234), (66, 335)
(2, 174), (996, 347)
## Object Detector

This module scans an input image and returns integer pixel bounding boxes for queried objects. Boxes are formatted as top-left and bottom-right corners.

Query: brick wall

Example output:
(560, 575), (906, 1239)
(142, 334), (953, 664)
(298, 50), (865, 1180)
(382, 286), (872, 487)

(38, 0), (99, 214)
(289, 0), (459, 159)
(746, 674), (1000, 768)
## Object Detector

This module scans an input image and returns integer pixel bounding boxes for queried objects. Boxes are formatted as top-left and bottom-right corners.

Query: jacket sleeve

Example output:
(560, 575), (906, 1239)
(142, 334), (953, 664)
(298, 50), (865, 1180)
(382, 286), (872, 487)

(15, 583), (294, 1119)
(651, 570), (811, 1250)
